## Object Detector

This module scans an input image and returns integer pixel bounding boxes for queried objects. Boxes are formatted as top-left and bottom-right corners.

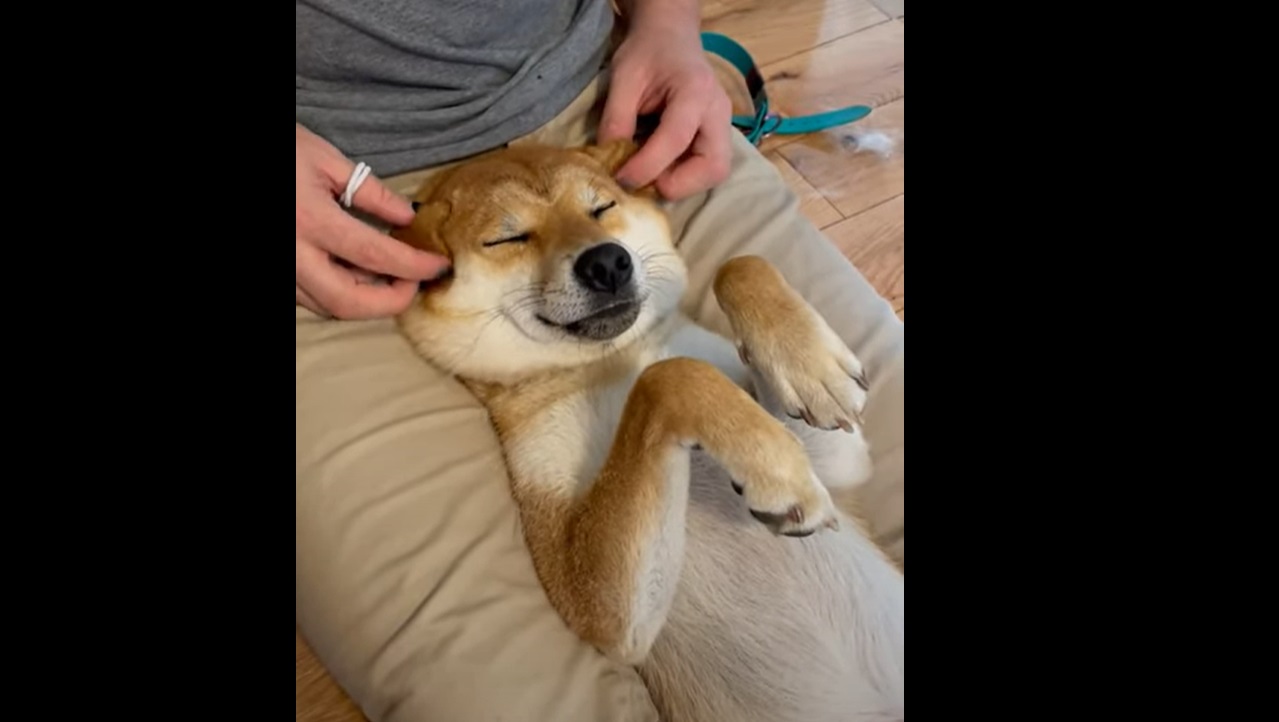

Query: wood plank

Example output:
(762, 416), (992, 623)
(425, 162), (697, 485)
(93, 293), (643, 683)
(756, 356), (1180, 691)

(823, 195), (904, 314)
(297, 631), (366, 722)
(758, 20), (904, 153)
(778, 98), (903, 218)
(767, 151), (844, 229)
(700, 0), (890, 67)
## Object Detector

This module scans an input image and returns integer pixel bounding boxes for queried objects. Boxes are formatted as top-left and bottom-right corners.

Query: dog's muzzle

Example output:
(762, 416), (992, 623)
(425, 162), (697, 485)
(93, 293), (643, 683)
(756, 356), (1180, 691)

(535, 242), (642, 341)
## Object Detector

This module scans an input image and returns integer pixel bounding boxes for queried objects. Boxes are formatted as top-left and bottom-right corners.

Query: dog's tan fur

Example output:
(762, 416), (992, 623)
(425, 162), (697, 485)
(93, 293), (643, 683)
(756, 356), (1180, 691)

(393, 141), (904, 721)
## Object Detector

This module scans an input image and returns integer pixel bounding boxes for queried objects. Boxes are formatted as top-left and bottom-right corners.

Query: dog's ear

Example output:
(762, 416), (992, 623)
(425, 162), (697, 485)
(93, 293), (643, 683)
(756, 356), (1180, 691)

(390, 172), (454, 259)
(577, 138), (640, 176)
(577, 139), (662, 200)
(391, 199), (451, 259)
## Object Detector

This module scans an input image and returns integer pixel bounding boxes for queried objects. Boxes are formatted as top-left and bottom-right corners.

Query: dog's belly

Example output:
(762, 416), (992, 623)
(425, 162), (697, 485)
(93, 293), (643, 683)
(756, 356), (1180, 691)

(637, 452), (904, 722)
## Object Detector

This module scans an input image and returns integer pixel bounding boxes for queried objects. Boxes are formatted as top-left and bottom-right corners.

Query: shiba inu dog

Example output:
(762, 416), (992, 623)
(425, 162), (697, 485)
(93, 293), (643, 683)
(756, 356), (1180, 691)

(391, 140), (904, 722)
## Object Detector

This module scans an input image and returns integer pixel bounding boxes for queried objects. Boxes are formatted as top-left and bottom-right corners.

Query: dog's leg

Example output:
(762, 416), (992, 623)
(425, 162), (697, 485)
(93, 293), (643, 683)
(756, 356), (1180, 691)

(713, 255), (876, 515)
(506, 357), (839, 665)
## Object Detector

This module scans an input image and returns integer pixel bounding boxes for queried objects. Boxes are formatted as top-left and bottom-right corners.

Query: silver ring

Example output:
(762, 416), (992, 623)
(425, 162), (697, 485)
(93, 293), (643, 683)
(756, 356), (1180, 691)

(341, 162), (373, 208)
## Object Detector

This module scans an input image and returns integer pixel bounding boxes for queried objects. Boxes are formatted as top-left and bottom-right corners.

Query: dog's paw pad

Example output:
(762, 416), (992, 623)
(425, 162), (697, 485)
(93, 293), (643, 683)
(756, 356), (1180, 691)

(739, 471), (840, 538)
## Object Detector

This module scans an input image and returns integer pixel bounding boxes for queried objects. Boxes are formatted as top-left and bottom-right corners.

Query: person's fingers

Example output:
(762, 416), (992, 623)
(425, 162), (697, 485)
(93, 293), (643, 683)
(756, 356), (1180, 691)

(313, 152), (416, 227)
(311, 206), (450, 282)
(615, 87), (703, 189)
(295, 284), (330, 318)
(350, 174), (416, 227)
(598, 67), (643, 144)
(653, 100), (733, 200)
(297, 240), (420, 319)
(299, 134), (445, 280)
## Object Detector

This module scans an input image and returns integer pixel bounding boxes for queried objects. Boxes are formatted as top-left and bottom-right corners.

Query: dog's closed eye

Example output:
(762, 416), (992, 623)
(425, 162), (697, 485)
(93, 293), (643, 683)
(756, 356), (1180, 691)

(590, 200), (617, 220)
(483, 232), (532, 247)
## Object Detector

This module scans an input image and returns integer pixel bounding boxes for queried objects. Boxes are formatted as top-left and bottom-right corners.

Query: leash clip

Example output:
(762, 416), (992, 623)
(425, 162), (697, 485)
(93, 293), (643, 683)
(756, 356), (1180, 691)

(759, 112), (783, 140)
(702, 31), (875, 147)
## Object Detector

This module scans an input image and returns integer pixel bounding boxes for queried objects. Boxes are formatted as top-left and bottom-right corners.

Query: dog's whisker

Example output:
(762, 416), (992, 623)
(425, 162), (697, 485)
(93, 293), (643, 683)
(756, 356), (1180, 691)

(454, 307), (513, 363)
(500, 284), (547, 303)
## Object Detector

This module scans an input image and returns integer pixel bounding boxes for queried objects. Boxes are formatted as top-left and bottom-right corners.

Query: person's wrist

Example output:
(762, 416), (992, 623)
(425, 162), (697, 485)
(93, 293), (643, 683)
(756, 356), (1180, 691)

(621, 0), (702, 47)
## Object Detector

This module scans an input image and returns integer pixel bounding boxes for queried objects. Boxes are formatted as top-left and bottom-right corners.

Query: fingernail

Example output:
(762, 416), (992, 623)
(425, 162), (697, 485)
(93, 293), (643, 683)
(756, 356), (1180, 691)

(616, 176), (637, 191)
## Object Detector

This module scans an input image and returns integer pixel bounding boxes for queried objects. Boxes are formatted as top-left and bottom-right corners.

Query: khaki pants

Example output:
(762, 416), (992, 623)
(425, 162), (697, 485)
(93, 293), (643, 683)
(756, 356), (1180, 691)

(296, 74), (904, 722)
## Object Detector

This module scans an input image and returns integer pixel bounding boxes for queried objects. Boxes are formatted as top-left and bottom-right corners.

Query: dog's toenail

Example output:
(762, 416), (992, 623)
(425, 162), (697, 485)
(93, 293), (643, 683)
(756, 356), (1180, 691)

(782, 528), (815, 538)
(750, 508), (786, 527)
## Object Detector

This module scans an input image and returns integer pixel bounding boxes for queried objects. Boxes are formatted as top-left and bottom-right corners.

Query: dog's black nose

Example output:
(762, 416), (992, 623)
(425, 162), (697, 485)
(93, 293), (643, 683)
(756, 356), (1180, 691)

(574, 242), (633, 294)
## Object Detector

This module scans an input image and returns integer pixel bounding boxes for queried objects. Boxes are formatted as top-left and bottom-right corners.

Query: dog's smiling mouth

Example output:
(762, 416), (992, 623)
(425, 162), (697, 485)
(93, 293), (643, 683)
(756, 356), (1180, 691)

(537, 300), (642, 341)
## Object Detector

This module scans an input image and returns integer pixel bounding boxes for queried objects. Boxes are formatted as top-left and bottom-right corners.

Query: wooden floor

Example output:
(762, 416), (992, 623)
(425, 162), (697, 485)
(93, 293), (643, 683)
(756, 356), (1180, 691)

(703, 0), (905, 320)
(297, 2), (904, 719)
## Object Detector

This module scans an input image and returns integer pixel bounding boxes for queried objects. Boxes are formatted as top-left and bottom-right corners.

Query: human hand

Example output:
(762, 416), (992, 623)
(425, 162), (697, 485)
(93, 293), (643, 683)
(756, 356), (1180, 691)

(295, 123), (450, 319)
(598, 3), (733, 200)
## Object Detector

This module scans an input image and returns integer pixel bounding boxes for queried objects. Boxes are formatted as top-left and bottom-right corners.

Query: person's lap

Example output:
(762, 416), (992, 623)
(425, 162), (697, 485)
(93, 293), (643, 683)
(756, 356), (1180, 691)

(296, 76), (903, 722)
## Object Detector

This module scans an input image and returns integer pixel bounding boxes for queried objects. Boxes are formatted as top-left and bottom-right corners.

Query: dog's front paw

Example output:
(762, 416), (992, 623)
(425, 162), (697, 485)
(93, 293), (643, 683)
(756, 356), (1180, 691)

(740, 309), (869, 433)
(727, 433), (840, 537)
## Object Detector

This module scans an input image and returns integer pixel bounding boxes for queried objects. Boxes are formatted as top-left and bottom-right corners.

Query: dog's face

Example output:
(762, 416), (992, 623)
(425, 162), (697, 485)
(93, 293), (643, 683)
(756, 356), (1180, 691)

(392, 141), (688, 383)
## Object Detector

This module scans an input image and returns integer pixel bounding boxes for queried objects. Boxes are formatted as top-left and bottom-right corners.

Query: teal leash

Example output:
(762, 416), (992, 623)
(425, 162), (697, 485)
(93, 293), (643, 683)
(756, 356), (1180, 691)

(700, 32), (873, 145)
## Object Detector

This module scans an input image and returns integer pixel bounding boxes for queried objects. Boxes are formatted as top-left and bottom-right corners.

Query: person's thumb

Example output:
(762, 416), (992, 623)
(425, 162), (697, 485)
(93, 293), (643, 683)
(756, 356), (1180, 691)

(598, 71), (642, 144)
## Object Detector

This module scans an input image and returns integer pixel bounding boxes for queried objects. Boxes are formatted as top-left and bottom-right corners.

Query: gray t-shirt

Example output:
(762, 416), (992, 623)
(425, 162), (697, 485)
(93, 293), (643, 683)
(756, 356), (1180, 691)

(296, 0), (614, 177)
